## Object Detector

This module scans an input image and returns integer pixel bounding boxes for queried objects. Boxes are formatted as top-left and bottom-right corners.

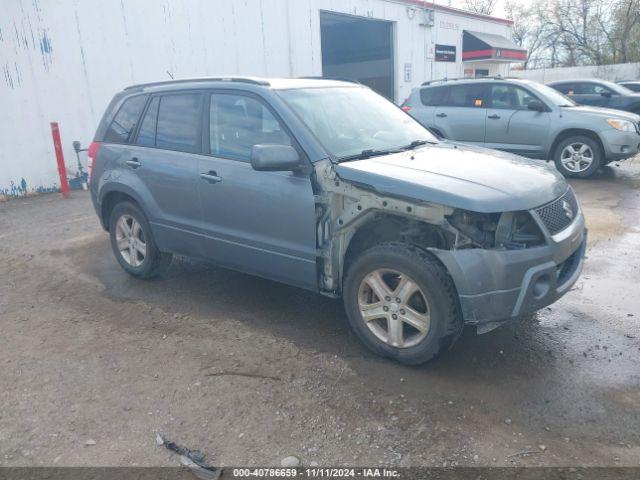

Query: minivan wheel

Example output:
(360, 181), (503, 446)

(109, 201), (172, 278)
(343, 242), (462, 365)
(553, 135), (602, 178)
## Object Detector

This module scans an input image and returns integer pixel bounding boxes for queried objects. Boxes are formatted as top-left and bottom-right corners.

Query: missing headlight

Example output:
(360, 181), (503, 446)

(495, 211), (545, 249)
(447, 210), (499, 249)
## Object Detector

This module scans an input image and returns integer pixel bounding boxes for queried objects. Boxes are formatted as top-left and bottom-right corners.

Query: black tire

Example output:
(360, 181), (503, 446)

(553, 135), (602, 178)
(108, 201), (172, 278)
(343, 242), (462, 365)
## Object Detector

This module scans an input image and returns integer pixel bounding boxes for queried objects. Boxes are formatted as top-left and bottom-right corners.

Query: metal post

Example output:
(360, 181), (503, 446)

(50, 122), (71, 198)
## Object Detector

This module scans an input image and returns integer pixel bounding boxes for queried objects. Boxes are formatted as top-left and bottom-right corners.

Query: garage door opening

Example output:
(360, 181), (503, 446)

(320, 11), (395, 100)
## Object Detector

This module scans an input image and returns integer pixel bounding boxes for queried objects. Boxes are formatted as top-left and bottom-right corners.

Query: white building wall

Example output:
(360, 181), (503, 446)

(0, 0), (513, 195)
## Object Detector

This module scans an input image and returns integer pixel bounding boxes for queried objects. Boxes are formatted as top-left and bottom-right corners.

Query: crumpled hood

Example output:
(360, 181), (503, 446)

(335, 143), (568, 213)
(568, 105), (640, 122)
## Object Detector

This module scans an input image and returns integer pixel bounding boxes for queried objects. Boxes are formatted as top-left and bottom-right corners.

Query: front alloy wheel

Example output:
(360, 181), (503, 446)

(553, 135), (601, 178)
(358, 269), (431, 348)
(560, 143), (594, 173)
(343, 242), (462, 365)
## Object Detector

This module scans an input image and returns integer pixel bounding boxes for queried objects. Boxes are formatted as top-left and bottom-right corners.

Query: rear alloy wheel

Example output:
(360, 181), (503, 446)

(109, 201), (172, 278)
(553, 135), (601, 178)
(343, 242), (462, 365)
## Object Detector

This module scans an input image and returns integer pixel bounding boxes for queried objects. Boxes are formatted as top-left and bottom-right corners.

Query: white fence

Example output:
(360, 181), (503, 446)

(511, 62), (640, 83)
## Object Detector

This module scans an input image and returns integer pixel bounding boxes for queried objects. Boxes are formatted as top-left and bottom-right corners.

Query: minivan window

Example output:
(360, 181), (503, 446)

(103, 94), (148, 144)
(136, 97), (159, 147)
(489, 85), (537, 110)
(210, 93), (292, 161)
(420, 86), (448, 106)
(445, 84), (486, 108)
(155, 94), (203, 153)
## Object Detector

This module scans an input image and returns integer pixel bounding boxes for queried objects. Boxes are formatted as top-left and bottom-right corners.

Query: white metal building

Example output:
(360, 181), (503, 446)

(1, 0), (523, 196)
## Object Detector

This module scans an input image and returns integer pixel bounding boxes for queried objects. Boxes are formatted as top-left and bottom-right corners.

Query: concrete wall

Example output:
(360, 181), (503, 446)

(1, 0), (513, 196)
(512, 62), (640, 83)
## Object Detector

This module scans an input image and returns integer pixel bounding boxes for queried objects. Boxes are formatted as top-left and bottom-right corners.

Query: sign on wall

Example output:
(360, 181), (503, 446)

(435, 44), (456, 62)
(404, 63), (412, 82)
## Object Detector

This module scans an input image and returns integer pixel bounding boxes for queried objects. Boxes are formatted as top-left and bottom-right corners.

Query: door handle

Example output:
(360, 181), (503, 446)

(125, 157), (141, 169)
(200, 171), (222, 184)
(436, 113), (447, 118)
(488, 114), (501, 119)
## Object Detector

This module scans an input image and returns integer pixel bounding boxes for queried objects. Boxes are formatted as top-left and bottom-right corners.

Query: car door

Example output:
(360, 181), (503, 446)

(570, 82), (614, 107)
(433, 84), (487, 145)
(409, 86), (444, 133)
(484, 84), (550, 157)
(125, 92), (204, 256)
(196, 91), (318, 291)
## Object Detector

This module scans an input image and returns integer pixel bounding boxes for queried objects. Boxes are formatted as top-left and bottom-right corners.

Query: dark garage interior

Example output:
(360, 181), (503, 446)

(320, 11), (395, 99)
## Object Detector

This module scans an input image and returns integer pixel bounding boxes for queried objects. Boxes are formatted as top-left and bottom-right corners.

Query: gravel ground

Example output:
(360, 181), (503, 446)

(0, 159), (639, 468)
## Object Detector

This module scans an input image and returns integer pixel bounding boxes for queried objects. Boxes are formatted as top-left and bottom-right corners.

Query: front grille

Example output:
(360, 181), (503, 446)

(535, 188), (579, 235)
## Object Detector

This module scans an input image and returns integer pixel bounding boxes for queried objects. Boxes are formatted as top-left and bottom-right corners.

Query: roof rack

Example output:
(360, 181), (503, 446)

(124, 77), (270, 91)
(421, 75), (511, 86)
(299, 76), (361, 84)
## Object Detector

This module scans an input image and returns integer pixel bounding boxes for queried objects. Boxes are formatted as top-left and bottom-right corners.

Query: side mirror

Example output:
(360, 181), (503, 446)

(250, 144), (301, 172)
(528, 100), (547, 112)
(601, 91), (612, 98)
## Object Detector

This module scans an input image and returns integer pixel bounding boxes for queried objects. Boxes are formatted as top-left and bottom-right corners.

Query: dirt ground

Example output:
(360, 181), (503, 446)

(1, 159), (639, 469)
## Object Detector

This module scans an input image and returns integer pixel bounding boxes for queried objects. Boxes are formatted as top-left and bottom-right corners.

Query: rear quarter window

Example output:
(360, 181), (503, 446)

(420, 86), (448, 106)
(103, 95), (148, 144)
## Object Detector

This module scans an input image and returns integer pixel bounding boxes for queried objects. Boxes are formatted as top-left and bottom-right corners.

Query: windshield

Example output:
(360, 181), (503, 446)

(277, 86), (438, 160)
(529, 82), (577, 107)
(601, 80), (634, 95)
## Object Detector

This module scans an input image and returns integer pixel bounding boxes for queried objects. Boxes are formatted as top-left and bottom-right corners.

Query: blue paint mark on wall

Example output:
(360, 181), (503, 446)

(40, 31), (52, 54)
(0, 178), (60, 198)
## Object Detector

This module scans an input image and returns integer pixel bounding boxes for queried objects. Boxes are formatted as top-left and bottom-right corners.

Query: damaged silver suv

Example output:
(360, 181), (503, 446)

(90, 77), (586, 365)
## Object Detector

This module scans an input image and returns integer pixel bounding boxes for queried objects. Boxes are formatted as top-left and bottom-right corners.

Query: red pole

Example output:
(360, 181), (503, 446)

(50, 122), (71, 198)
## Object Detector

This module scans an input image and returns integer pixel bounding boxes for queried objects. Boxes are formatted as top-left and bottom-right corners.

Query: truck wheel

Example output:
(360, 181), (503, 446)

(109, 201), (172, 278)
(343, 242), (462, 365)
(553, 135), (602, 178)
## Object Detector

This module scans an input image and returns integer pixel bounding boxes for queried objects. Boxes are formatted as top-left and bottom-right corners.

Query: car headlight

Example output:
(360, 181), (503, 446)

(607, 118), (636, 132)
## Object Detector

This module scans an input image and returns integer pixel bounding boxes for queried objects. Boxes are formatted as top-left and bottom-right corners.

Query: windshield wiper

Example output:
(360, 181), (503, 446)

(338, 148), (402, 163)
(399, 139), (434, 150)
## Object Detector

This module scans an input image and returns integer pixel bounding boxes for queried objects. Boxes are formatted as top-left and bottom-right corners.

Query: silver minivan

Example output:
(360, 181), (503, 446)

(402, 77), (640, 178)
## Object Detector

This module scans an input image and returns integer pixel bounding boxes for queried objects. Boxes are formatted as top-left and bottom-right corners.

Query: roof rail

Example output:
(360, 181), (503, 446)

(421, 75), (508, 86)
(299, 76), (361, 84)
(124, 77), (270, 91)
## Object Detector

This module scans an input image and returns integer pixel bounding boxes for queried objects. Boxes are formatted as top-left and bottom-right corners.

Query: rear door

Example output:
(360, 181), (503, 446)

(432, 83), (487, 145)
(129, 92), (204, 255)
(484, 83), (550, 157)
(196, 91), (318, 291)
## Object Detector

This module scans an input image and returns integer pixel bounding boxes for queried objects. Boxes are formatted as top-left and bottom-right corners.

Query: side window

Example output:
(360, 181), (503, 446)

(554, 83), (575, 95)
(155, 94), (203, 153)
(489, 85), (536, 110)
(420, 86), (448, 106)
(136, 97), (159, 147)
(446, 84), (486, 108)
(210, 93), (292, 161)
(104, 95), (148, 144)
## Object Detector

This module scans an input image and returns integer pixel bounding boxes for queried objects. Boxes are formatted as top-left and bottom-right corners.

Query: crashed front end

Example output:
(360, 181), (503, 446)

(432, 187), (586, 333)
(314, 158), (586, 334)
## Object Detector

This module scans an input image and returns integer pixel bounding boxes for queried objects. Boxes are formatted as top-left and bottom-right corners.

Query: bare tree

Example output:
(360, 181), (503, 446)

(462, 0), (497, 15)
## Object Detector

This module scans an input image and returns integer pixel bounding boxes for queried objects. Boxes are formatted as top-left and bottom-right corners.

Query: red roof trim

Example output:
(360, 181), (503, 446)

(397, 0), (514, 26)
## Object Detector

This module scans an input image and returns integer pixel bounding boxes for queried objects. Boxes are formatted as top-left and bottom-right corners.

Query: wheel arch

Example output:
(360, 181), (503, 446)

(99, 186), (145, 231)
(342, 212), (455, 287)
(550, 128), (604, 159)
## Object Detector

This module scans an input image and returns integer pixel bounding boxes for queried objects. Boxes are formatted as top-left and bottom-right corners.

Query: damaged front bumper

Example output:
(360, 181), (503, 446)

(431, 211), (586, 333)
